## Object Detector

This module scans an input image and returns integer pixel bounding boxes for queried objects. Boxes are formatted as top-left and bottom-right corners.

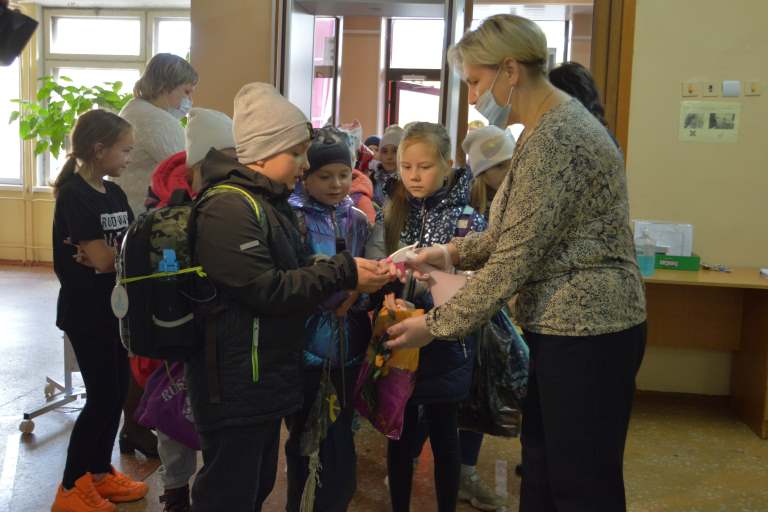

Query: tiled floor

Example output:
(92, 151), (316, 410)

(1, 265), (767, 512)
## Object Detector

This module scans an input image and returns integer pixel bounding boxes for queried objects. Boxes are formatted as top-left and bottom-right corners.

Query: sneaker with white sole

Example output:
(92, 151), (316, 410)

(458, 471), (506, 511)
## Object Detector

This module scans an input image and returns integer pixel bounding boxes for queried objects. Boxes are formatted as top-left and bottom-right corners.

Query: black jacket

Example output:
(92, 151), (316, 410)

(186, 150), (358, 433)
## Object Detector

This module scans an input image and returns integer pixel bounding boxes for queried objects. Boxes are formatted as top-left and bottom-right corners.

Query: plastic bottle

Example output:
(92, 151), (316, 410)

(636, 230), (656, 277)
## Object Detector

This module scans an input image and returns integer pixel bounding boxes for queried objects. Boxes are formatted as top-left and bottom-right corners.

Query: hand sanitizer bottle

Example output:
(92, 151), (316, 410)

(636, 230), (656, 277)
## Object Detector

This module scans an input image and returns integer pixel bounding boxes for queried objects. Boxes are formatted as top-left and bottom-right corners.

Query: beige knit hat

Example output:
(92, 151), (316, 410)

(185, 108), (235, 167)
(380, 125), (404, 149)
(233, 82), (311, 164)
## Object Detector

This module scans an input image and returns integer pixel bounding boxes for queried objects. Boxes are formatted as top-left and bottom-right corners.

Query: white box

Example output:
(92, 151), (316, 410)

(633, 220), (694, 257)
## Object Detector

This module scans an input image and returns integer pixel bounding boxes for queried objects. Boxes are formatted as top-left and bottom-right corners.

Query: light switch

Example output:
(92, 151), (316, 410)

(722, 80), (741, 97)
(744, 81), (762, 96)
(681, 82), (699, 97)
(702, 82), (719, 97)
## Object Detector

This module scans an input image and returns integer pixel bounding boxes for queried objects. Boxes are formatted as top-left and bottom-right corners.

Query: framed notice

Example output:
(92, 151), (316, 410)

(679, 101), (741, 143)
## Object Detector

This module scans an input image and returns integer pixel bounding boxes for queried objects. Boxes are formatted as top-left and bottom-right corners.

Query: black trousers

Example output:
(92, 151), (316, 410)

(62, 324), (129, 489)
(285, 367), (358, 512)
(388, 402), (461, 512)
(519, 322), (646, 512)
(191, 420), (281, 512)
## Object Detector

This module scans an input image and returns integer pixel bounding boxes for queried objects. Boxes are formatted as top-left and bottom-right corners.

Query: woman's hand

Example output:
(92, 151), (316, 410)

(384, 315), (434, 350)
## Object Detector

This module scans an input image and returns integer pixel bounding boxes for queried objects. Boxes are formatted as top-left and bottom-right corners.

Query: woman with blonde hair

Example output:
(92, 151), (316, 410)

(386, 14), (646, 512)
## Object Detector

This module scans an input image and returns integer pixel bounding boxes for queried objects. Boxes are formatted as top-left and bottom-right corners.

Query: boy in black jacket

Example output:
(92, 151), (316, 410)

(187, 83), (390, 512)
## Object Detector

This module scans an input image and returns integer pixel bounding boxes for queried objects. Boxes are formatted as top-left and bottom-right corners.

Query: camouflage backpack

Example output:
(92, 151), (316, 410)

(114, 185), (261, 361)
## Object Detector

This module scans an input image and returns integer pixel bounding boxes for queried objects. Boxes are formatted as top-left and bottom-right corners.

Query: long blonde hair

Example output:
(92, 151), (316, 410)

(469, 160), (512, 215)
(448, 14), (548, 77)
(384, 122), (453, 253)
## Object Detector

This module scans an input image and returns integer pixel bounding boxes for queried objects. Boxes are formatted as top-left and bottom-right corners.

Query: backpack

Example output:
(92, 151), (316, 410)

(114, 185), (262, 362)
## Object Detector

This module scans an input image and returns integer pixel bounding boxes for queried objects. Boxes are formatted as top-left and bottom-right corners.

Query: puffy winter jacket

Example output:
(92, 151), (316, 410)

(288, 190), (372, 368)
(399, 167), (487, 404)
(186, 149), (358, 433)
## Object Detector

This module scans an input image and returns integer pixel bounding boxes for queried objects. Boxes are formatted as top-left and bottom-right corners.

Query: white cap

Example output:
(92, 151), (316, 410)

(462, 126), (516, 177)
(380, 125), (404, 149)
(185, 108), (235, 167)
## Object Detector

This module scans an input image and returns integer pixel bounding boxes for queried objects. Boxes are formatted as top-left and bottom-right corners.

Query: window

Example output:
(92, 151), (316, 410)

(49, 15), (142, 57)
(0, 58), (22, 185)
(386, 18), (445, 126)
(38, 8), (190, 187)
(154, 17), (192, 58)
(311, 17), (339, 128)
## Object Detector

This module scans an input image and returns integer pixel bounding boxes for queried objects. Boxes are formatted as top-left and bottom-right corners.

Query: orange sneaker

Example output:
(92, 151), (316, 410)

(92, 467), (149, 503)
(51, 473), (116, 512)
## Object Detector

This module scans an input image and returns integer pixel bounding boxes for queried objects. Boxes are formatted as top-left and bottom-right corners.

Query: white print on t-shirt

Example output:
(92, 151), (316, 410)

(100, 211), (130, 250)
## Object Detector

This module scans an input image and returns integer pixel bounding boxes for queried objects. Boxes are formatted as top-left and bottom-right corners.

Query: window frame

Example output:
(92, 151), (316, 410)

(36, 7), (190, 189)
(0, 57), (23, 186)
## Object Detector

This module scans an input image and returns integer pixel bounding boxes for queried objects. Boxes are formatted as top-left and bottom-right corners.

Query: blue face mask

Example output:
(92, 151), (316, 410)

(169, 96), (193, 120)
(475, 68), (514, 128)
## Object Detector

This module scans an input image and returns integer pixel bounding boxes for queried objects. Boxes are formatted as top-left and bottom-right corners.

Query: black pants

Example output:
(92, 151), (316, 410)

(285, 367), (358, 512)
(62, 324), (129, 489)
(191, 420), (281, 512)
(519, 322), (646, 512)
(388, 402), (461, 512)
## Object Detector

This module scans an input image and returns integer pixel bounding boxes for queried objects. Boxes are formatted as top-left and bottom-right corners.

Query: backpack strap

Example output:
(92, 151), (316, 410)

(454, 205), (476, 238)
(191, 184), (264, 405)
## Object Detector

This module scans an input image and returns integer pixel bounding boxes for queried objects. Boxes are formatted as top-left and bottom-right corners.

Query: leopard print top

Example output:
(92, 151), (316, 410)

(427, 98), (646, 338)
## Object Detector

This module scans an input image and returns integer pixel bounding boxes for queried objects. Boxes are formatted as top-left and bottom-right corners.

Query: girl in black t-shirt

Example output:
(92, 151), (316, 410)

(51, 110), (149, 512)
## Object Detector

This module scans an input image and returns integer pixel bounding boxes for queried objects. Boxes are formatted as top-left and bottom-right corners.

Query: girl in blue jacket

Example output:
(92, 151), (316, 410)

(384, 122), (487, 512)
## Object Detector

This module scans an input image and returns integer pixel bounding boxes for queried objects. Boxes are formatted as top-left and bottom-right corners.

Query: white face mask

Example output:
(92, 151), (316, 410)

(169, 96), (193, 120)
(475, 68), (514, 128)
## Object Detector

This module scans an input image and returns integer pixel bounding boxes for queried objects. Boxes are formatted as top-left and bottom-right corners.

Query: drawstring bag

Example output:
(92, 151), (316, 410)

(298, 360), (339, 512)
(458, 308), (529, 437)
(353, 303), (422, 440)
(135, 362), (200, 450)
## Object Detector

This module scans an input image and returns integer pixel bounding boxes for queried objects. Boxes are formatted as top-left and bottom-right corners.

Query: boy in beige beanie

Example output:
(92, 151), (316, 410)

(187, 83), (392, 512)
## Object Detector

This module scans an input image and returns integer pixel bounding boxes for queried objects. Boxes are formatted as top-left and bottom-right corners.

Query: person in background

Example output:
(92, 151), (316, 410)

(186, 83), (392, 512)
(465, 126), (516, 217)
(549, 61), (619, 147)
(453, 124), (519, 512)
(285, 126), (380, 511)
(51, 109), (148, 512)
(384, 122), (487, 512)
(145, 107), (236, 512)
(370, 125), (404, 208)
(365, 135), (381, 154)
(114, 52), (199, 460)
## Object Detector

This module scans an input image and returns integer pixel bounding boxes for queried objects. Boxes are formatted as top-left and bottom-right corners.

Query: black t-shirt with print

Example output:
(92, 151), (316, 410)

(53, 174), (134, 332)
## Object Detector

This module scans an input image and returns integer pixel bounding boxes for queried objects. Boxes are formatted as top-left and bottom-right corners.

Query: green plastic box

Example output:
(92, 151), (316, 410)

(654, 253), (701, 271)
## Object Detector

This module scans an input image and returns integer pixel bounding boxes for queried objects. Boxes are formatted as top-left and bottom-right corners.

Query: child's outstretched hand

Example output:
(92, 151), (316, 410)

(354, 258), (394, 293)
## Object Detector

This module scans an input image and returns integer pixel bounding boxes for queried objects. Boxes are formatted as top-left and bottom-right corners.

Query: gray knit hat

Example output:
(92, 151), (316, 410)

(233, 82), (311, 165)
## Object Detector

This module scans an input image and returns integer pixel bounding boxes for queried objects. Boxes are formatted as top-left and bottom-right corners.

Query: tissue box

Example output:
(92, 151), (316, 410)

(655, 253), (701, 271)
(633, 220), (694, 257)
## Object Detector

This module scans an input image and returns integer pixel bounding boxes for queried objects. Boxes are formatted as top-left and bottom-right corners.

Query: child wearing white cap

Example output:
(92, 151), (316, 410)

(463, 125), (517, 217)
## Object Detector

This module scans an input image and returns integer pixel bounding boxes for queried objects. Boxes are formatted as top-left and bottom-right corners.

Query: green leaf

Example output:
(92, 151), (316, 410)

(59, 76), (73, 83)
(34, 139), (49, 155)
(8, 111), (20, 124)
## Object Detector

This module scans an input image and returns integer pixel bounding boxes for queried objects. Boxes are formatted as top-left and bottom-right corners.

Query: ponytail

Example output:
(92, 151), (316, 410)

(52, 155), (78, 198)
(384, 181), (410, 254)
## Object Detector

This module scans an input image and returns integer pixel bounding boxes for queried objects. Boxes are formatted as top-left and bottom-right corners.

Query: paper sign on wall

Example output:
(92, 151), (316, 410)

(679, 101), (741, 143)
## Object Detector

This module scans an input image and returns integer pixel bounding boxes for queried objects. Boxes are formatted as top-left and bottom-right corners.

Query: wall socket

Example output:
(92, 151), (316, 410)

(744, 81), (762, 96)
(702, 82), (719, 97)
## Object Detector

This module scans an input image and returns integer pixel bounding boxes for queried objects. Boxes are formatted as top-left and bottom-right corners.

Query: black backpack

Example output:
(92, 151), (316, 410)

(113, 185), (262, 361)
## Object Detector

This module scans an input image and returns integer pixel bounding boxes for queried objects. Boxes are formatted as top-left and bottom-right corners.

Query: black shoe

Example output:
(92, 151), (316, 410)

(160, 485), (191, 512)
(119, 428), (159, 458)
(515, 463), (523, 477)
